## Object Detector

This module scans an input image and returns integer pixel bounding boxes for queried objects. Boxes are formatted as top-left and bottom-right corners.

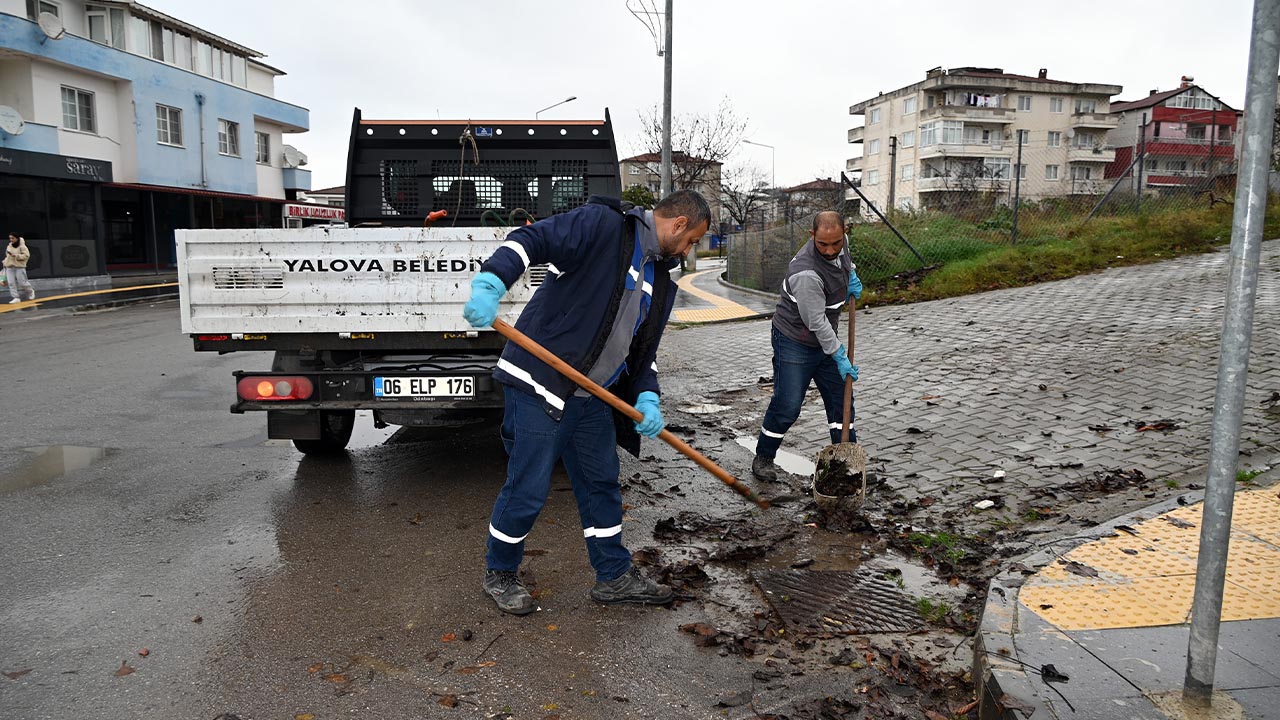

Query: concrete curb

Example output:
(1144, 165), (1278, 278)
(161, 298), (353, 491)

(716, 273), (779, 300)
(973, 461), (1280, 719)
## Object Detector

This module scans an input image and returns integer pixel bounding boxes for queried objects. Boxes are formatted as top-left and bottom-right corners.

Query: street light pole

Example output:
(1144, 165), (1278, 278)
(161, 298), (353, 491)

(743, 139), (775, 223)
(660, 0), (673, 198)
(535, 96), (577, 120)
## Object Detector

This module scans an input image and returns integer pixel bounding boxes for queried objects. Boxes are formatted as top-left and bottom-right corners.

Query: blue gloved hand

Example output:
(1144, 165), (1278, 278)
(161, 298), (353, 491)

(462, 272), (507, 328)
(634, 390), (664, 438)
(832, 344), (860, 382)
(847, 268), (863, 300)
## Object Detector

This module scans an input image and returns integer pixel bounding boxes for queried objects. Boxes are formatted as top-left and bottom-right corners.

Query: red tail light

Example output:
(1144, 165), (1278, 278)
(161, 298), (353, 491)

(237, 376), (315, 401)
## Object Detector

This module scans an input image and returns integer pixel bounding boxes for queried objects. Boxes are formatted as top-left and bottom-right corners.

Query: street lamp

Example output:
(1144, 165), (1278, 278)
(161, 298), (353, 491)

(535, 96), (577, 119)
(742, 139), (775, 224)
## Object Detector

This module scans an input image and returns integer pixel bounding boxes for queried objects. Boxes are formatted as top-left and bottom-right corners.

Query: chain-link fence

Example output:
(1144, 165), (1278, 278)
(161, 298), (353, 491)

(726, 130), (1242, 292)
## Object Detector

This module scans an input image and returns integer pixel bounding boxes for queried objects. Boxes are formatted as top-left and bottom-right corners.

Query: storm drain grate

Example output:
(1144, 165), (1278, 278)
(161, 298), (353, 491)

(752, 569), (923, 635)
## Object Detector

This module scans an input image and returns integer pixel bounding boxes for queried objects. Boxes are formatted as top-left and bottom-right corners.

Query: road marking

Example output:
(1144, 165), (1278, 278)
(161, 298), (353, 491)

(673, 270), (757, 323)
(0, 282), (178, 314)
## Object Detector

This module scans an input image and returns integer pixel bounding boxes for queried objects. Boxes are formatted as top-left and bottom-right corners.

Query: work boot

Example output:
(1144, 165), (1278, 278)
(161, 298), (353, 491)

(590, 566), (673, 605)
(751, 455), (779, 482)
(483, 569), (537, 615)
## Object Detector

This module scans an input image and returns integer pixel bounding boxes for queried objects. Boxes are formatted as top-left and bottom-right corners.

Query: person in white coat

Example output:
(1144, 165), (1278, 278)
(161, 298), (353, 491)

(4, 233), (36, 303)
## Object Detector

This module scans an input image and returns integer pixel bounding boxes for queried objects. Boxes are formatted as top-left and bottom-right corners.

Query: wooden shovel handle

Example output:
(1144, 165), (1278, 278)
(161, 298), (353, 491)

(841, 297), (855, 444)
(491, 319), (770, 509)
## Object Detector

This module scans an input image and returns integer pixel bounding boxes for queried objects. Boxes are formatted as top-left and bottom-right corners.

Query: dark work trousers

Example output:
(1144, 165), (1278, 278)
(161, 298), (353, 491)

(486, 386), (631, 582)
(756, 326), (856, 460)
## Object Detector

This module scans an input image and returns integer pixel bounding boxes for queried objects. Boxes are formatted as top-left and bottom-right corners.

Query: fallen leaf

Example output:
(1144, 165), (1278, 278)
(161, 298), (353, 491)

(322, 673), (350, 684)
(409, 513), (423, 525)
(295, 714), (316, 720)
(114, 661), (136, 677)
(546, 625), (558, 632)
(542, 703), (560, 711)
(437, 694), (459, 708)
(306, 662), (324, 674)
(926, 712), (949, 720)
(138, 648), (150, 657)
(441, 632), (457, 642)
(3, 669), (32, 680)
(191, 615), (203, 623)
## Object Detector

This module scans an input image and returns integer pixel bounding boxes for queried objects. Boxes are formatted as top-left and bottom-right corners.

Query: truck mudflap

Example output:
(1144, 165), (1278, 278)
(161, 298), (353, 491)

(230, 369), (502, 413)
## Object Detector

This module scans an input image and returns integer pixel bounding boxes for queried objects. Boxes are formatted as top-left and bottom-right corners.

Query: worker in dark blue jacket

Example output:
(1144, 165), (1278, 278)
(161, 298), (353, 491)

(463, 189), (712, 615)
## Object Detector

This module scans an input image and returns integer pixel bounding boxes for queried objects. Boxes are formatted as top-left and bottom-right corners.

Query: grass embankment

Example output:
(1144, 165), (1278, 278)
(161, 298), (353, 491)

(854, 201), (1279, 306)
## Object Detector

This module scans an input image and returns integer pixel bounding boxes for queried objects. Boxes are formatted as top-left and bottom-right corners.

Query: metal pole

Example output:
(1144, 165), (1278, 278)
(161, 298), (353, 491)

(660, 0), (673, 198)
(1183, 0), (1280, 706)
(1012, 131), (1023, 244)
(1137, 112), (1147, 212)
(1208, 106), (1218, 188)
(840, 172), (926, 265)
(887, 136), (898, 211)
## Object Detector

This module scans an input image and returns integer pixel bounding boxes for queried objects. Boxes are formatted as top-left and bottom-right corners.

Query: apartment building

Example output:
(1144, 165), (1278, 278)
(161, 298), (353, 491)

(848, 67), (1123, 212)
(0, 0), (309, 284)
(620, 151), (723, 222)
(1106, 78), (1240, 193)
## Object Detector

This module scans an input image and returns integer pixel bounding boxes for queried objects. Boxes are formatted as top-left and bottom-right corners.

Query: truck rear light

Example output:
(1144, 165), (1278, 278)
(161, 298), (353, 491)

(237, 376), (314, 401)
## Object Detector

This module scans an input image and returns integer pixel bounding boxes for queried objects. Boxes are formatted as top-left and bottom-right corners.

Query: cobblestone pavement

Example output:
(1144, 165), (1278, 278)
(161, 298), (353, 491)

(657, 241), (1280, 526)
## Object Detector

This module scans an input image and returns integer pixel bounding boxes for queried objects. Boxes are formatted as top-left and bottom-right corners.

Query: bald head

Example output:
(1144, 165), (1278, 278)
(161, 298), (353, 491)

(812, 211), (843, 235)
(809, 211), (846, 260)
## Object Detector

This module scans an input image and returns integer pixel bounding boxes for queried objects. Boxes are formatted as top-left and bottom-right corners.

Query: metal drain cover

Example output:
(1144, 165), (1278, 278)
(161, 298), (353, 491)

(752, 569), (923, 634)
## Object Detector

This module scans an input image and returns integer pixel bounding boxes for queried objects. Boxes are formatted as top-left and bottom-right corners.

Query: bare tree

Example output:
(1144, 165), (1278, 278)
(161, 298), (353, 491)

(720, 163), (770, 229)
(634, 97), (748, 191)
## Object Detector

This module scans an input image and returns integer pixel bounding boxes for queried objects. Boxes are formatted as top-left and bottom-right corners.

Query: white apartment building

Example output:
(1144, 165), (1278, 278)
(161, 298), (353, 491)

(848, 67), (1123, 212)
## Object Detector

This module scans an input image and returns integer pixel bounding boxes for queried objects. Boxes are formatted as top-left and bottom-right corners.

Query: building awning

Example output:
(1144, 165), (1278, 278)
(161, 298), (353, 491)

(0, 147), (112, 182)
(104, 182), (286, 203)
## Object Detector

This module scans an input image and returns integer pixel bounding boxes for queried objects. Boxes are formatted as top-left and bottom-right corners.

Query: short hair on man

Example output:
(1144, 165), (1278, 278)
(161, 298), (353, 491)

(812, 211), (844, 234)
(654, 189), (712, 229)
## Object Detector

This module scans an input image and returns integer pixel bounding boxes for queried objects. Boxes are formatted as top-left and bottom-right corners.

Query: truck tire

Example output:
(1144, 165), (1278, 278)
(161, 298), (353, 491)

(292, 410), (355, 455)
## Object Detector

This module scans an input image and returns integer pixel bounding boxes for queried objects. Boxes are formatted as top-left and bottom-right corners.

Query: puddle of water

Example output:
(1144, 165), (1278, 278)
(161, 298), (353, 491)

(1, 446), (112, 494)
(734, 436), (815, 477)
(346, 410), (403, 449)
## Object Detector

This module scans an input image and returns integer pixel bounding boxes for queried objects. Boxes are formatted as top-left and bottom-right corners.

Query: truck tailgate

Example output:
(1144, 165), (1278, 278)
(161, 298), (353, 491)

(176, 227), (541, 335)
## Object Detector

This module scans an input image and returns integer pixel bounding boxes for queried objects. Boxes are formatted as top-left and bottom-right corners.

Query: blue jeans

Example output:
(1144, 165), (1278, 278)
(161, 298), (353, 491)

(757, 326), (855, 460)
(486, 386), (631, 582)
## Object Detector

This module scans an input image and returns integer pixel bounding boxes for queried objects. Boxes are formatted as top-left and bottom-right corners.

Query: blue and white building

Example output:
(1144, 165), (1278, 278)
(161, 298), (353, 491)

(0, 0), (310, 284)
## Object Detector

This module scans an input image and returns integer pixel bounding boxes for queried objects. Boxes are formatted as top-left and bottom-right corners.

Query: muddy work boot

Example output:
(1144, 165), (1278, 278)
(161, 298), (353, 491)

(483, 569), (537, 615)
(751, 455), (780, 482)
(590, 567), (674, 605)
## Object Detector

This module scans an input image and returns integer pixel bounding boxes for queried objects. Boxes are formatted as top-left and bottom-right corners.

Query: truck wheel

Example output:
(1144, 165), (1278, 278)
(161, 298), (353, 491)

(292, 410), (355, 455)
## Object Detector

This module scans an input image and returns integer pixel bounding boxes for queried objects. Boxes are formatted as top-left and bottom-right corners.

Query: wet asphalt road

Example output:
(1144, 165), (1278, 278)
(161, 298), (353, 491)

(0, 301), (835, 720)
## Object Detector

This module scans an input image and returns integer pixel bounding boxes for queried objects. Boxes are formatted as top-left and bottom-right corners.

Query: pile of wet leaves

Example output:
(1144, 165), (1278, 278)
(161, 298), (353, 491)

(1063, 466), (1149, 493)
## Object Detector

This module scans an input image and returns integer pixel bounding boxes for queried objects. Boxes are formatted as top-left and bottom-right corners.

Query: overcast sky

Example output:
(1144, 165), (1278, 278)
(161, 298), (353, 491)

(174, 0), (1257, 191)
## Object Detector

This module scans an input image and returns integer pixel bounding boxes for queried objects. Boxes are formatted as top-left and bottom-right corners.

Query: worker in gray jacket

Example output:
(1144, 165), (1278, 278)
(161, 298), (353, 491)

(752, 211), (862, 481)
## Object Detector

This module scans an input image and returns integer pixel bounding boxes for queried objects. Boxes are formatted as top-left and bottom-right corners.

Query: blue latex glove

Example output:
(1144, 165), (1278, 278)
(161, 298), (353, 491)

(462, 272), (507, 328)
(634, 391), (664, 438)
(847, 268), (863, 300)
(832, 344), (860, 382)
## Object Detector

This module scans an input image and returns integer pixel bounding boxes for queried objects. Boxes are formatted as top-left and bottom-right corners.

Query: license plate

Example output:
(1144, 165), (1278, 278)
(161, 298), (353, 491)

(374, 376), (474, 398)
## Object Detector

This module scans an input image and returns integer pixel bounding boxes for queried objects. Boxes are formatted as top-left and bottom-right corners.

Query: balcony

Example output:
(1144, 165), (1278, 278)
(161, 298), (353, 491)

(1069, 112), (1119, 130)
(919, 105), (1017, 124)
(1067, 146), (1117, 163)
(916, 176), (1010, 192)
(848, 126), (865, 144)
(846, 156), (863, 171)
(918, 142), (1013, 160)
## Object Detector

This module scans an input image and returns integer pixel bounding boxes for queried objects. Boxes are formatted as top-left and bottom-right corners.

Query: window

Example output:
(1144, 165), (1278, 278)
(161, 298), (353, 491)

(900, 130), (915, 148)
(983, 157), (1010, 179)
(175, 33), (192, 70)
(1047, 131), (1062, 147)
(86, 5), (126, 49)
(255, 132), (271, 164)
(1072, 132), (1098, 148)
(1050, 97), (1064, 113)
(900, 164), (914, 181)
(1146, 158), (1159, 171)
(869, 107), (882, 124)
(867, 138), (880, 155)
(1045, 164), (1059, 180)
(628, 166), (642, 175)
(865, 169), (879, 185)
(60, 86), (95, 133)
(926, 94), (936, 109)
(1016, 129), (1031, 145)
(1016, 164), (1027, 180)
(1018, 95), (1032, 111)
(919, 122), (937, 147)
(149, 21), (164, 61)
(218, 119), (240, 156)
(1074, 98), (1097, 114)
(903, 96), (917, 114)
(1168, 160), (1188, 172)
(156, 104), (183, 146)
(942, 120), (963, 144)
(1188, 125), (1206, 141)
(1071, 165), (1092, 180)
(26, 0), (59, 19)
(129, 15), (150, 56)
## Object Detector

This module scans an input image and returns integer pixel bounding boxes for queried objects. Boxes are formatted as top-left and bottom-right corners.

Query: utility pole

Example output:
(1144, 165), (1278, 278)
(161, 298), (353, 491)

(1012, 131), (1023, 244)
(1207, 106), (1219, 189)
(1137, 112), (1147, 212)
(660, 0), (673, 199)
(887, 136), (898, 211)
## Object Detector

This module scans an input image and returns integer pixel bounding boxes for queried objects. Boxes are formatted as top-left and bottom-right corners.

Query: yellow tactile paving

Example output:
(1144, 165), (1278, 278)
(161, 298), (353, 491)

(672, 269), (758, 323)
(1019, 487), (1280, 630)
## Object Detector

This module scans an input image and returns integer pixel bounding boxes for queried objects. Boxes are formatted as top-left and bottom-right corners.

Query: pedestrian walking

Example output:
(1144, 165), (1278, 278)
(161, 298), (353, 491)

(751, 211), (862, 482)
(4, 233), (36, 304)
(462, 189), (712, 615)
